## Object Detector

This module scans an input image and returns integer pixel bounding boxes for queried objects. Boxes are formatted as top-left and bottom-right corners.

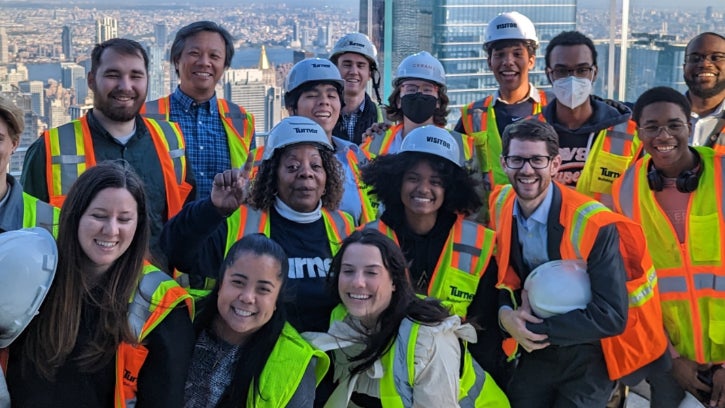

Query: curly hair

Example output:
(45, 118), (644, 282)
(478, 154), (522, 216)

(361, 152), (481, 216)
(385, 84), (449, 126)
(247, 145), (344, 211)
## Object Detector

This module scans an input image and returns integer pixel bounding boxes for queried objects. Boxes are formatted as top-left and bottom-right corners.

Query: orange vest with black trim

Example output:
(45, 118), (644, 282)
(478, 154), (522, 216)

(460, 90), (548, 189)
(43, 116), (191, 217)
(141, 96), (255, 168)
(612, 147), (725, 364)
(115, 263), (193, 408)
(364, 215), (495, 318)
(490, 183), (667, 380)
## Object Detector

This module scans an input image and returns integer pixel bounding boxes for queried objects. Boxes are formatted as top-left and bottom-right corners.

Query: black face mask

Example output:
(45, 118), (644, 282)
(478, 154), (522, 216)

(400, 93), (437, 124)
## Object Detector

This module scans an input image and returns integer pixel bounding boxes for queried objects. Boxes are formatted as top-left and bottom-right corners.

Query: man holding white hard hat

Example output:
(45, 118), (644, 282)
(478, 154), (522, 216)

(489, 118), (667, 407)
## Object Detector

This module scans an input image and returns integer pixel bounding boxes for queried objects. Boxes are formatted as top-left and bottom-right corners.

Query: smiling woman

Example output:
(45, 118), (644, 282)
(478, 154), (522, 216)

(185, 233), (329, 408)
(7, 161), (194, 407)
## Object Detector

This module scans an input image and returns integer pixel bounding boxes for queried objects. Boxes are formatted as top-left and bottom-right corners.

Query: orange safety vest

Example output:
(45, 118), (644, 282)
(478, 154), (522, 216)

(489, 182), (667, 380)
(364, 215), (495, 318)
(531, 114), (641, 204)
(225, 205), (355, 256)
(702, 120), (725, 154)
(361, 124), (477, 172)
(141, 96), (255, 168)
(612, 147), (725, 364)
(115, 263), (193, 408)
(43, 116), (191, 217)
(460, 90), (548, 189)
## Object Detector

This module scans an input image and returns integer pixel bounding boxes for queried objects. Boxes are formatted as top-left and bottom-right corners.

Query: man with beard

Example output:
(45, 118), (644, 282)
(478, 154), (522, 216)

(684, 32), (725, 151)
(491, 118), (666, 408)
(21, 38), (195, 265)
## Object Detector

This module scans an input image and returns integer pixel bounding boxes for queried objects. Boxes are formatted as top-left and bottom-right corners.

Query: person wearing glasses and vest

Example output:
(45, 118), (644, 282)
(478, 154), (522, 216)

(246, 58), (375, 224)
(612, 87), (725, 408)
(491, 118), (667, 408)
(305, 229), (510, 407)
(360, 125), (507, 385)
(533, 31), (641, 209)
(456, 12), (548, 195)
(0, 96), (58, 236)
(20, 38), (194, 266)
(329, 32), (384, 145)
(684, 32), (725, 152)
(7, 162), (194, 408)
(141, 21), (255, 199)
(161, 117), (354, 332)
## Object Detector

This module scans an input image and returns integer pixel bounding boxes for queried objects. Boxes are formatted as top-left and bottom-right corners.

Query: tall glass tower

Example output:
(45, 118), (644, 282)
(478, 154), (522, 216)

(361, 0), (577, 126)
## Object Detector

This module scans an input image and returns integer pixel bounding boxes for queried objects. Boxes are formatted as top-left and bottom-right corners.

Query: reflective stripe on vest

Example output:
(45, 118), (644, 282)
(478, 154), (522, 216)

(115, 264), (193, 408)
(22, 192), (59, 237)
(142, 97), (254, 168)
(574, 119), (640, 202)
(364, 217), (495, 318)
(44, 116), (190, 216)
(494, 183), (667, 379)
(613, 147), (725, 363)
(460, 91), (547, 189)
(362, 123), (402, 157)
(247, 322), (330, 407)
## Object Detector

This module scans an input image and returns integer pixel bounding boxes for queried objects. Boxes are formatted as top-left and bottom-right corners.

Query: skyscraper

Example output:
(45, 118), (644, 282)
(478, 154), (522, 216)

(0, 27), (9, 64)
(360, 0), (577, 124)
(18, 80), (45, 118)
(96, 17), (118, 44)
(62, 26), (73, 61)
(154, 23), (168, 49)
(147, 45), (166, 101)
(61, 63), (88, 104)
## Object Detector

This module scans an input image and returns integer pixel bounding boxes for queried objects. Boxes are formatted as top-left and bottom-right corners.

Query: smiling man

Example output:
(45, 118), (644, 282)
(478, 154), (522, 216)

(613, 86), (725, 408)
(21, 38), (195, 266)
(684, 32), (725, 150)
(329, 32), (384, 145)
(491, 118), (666, 408)
(142, 21), (255, 199)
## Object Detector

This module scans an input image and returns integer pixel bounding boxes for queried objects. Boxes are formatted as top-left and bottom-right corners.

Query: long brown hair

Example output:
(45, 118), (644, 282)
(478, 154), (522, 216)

(21, 161), (149, 380)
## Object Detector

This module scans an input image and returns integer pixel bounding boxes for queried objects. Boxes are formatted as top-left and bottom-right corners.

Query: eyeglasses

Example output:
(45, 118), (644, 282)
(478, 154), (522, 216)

(637, 122), (688, 138)
(400, 83), (439, 96)
(685, 53), (725, 64)
(549, 66), (595, 79)
(503, 155), (552, 169)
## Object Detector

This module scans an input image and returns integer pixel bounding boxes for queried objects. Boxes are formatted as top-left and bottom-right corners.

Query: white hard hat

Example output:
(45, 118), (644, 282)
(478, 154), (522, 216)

(285, 58), (344, 94)
(394, 51), (446, 87)
(400, 126), (460, 167)
(524, 259), (590, 319)
(484, 11), (538, 46)
(678, 392), (707, 408)
(330, 32), (378, 68)
(0, 228), (58, 348)
(263, 116), (333, 161)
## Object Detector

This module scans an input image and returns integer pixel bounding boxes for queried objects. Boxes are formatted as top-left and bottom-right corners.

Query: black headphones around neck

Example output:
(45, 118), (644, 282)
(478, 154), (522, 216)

(647, 147), (702, 193)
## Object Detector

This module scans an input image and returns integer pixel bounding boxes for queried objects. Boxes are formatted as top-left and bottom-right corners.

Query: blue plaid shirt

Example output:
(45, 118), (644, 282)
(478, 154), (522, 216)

(169, 87), (231, 198)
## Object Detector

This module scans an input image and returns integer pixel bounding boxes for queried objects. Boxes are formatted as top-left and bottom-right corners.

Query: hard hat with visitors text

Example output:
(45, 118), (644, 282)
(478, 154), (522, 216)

(484, 11), (539, 46)
(524, 259), (590, 318)
(400, 126), (460, 167)
(394, 51), (446, 87)
(285, 58), (344, 94)
(330, 32), (378, 68)
(0, 228), (58, 348)
(263, 116), (333, 161)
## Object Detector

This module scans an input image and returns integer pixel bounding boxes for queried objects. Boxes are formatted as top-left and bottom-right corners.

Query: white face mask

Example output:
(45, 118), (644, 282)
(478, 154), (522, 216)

(552, 76), (592, 109)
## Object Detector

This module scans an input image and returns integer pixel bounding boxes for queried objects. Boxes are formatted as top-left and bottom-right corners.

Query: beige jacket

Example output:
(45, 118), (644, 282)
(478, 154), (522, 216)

(304, 314), (477, 408)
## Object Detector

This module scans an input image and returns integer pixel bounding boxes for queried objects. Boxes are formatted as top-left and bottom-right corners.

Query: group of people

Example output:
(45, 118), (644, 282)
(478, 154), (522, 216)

(0, 9), (723, 408)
